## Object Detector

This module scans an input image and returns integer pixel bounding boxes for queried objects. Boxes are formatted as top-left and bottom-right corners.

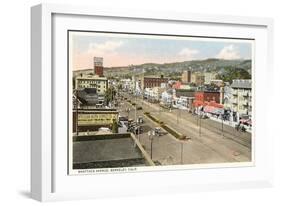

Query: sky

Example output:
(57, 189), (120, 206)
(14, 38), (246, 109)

(70, 32), (252, 70)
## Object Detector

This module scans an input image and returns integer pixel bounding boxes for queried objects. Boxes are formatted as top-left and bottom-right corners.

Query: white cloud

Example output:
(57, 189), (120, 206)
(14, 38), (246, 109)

(216, 45), (241, 60)
(178, 48), (199, 60)
(87, 41), (123, 55)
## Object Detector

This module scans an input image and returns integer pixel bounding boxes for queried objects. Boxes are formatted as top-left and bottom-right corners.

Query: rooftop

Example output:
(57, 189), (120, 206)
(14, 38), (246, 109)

(73, 135), (147, 169)
(76, 74), (107, 80)
(77, 88), (99, 105)
(143, 75), (168, 79)
(231, 79), (251, 89)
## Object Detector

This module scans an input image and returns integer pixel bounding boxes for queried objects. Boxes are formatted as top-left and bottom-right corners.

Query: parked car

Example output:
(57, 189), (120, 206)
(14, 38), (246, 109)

(239, 116), (252, 126)
(128, 125), (143, 134)
(154, 127), (167, 136)
(235, 124), (246, 132)
(98, 127), (111, 132)
(137, 116), (144, 123)
(134, 126), (143, 134)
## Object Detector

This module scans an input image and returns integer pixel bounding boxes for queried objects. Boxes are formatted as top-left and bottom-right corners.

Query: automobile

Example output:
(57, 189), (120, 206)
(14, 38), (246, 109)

(98, 127), (111, 132)
(137, 116), (144, 123)
(127, 125), (142, 134)
(239, 115), (252, 126)
(201, 113), (209, 119)
(235, 124), (247, 132)
(134, 126), (143, 134)
(118, 122), (128, 133)
(154, 127), (167, 136)
(128, 119), (134, 125)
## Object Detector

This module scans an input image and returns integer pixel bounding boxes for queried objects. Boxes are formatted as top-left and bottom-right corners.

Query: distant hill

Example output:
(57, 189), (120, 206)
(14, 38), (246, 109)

(72, 59), (252, 80)
(102, 58), (252, 78)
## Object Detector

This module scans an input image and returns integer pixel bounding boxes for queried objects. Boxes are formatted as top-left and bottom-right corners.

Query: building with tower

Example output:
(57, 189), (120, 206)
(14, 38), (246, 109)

(94, 57), (104, 77)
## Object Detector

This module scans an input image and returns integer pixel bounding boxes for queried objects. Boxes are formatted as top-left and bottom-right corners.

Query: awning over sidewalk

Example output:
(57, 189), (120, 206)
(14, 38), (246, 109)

(240, 118), (252, 126)
(193, 100), (224, 114)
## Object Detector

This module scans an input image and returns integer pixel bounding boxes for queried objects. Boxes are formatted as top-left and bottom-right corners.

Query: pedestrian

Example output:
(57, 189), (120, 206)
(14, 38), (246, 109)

(236, 121), (241, 131)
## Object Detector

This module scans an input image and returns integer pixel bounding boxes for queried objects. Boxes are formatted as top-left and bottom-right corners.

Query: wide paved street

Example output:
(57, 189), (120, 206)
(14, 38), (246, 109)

(117, 91), (252, 165)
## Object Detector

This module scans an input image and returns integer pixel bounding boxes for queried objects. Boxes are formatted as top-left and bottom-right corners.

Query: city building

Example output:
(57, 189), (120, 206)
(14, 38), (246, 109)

(76, 88), (100, 106)
(204, 72), (217, 84)
(93, 57), (104, 76)
(120, 78), (134, 91)
(173, 96), (195, 111)
(191, 72), (205, 85)
(181, 70), (191, 83)
(73, 108), (119, 133)
(141, 75), (168, 89)
(135, 80), (142, 95)
(160, 89), (173, 107)
(210, 79), (224, 87)
(179, 84), (194, 90)
(75, 74), (108, 95)
(230, 79), (252, 117)
(172, 81), (182, 89)
(175, 89), (195, 98)
(222, 84), (232, 109)
(193, 90), (220, 107)
(144, 87), (165, 102)
(73, 133), (154, 169)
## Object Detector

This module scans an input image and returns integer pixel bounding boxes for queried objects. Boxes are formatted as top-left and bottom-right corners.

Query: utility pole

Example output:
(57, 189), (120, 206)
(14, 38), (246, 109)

(198, 106), (203, 137)
(221, 114), (224, 137)
(150, 137), (153, 159)
(135, 94), (137, 122)
(177, 109), (181, 124)
(180, 141), (184, 164)
(199, 114), (202, 136)
(197, 107), (199, 126)
(137, 126), (140, 141)
(127, 108), (130, 119)
(148, 130), (155, 160)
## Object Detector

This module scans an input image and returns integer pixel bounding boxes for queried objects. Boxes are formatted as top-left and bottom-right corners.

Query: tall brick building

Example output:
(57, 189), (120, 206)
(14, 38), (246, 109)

(94, 57), (104, 77)
(193, 91), (220, 107)
(142, 76), (168, 89)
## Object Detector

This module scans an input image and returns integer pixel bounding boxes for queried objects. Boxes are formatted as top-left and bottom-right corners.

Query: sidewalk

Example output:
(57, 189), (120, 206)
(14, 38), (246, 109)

(142, 99), (252, 134)
(208, 116), (252, 133)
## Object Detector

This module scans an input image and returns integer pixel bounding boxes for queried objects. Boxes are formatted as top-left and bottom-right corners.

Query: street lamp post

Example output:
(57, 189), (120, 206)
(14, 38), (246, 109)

(198, 106), (204, 137)
(126, 108), (130, 119)
(148, 130), (155, 160)
(180, 141), (184, 164)
(137, 126), (140, 141)
(197, 107), (199, 126)
(177, 109), (179, 123)
(199, 114), (202, 136)
(135, 94), (137, 123)
(221, 114), (224, 137)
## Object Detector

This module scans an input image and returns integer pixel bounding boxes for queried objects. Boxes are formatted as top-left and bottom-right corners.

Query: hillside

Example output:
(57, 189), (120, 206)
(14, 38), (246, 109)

(103, 59), (252, 78)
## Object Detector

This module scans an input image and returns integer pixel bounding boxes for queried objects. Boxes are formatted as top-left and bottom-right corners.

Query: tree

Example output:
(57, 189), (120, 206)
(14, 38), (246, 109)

(216, 67), (251, 83)
(104, 87), (116, 105)
(112, 118), (118, 133)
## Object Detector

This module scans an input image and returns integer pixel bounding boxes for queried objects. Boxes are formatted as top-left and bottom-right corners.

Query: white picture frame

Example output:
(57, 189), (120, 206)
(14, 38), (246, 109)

(31, 3), (274, 202)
